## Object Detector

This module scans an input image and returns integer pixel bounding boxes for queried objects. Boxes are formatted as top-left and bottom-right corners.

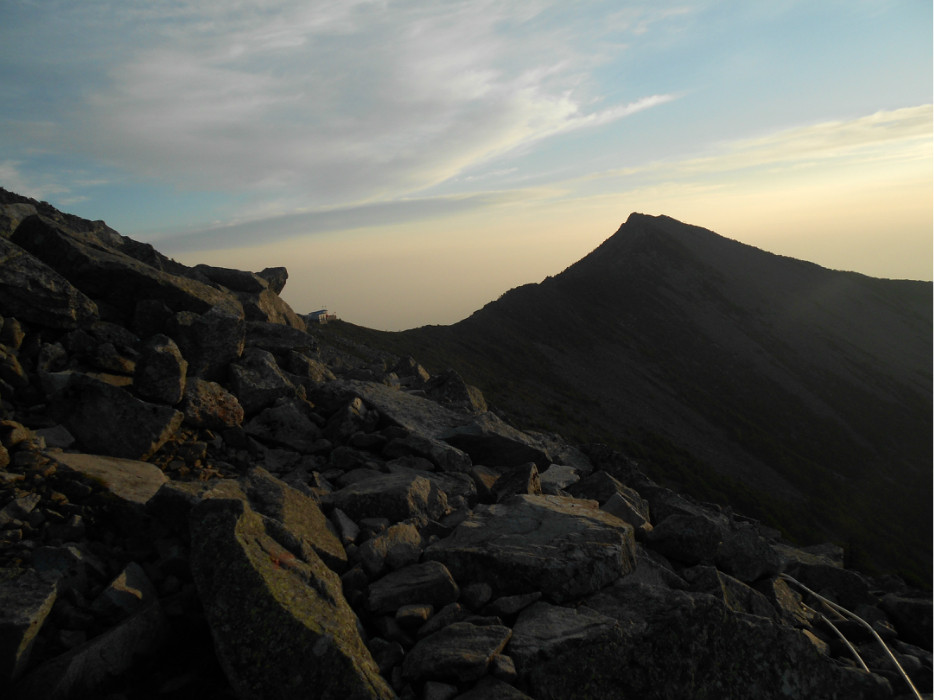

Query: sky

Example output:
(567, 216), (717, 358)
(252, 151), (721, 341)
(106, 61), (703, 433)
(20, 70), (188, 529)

(1, 1), (931, 330)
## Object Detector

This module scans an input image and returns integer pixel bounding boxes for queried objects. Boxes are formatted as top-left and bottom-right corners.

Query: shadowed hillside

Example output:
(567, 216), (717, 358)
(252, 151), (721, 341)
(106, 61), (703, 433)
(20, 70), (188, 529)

(329, 214), (932, 583)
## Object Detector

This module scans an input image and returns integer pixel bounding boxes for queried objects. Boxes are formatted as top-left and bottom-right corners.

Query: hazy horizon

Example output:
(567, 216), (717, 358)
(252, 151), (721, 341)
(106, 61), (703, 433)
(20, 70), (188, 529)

(1, 1), (931, 330)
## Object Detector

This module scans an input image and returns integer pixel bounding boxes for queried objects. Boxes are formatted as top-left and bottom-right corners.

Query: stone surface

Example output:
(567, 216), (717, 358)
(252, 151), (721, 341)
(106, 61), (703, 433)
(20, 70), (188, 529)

(50, 452), (169, 506)
(134, 334), (187, 405)
(491, 463), (541, 502)
(538, 464), (579, 494)
(506, 601), (617, 672)
(189, 497), (393, 700)
(331, 473), (448, 526)
(358, 522), (423, 578)
(229, 348), (298, 416)
(168, 304), (245, 380)
(402, 621), (512, 683)
(11, 602), (168, 700)
(0, 569), (58, 681)
(424, 495), (636, 603)
(0, 236), (99, 329)
(244, 399), (323, 452)
(645, 512), (723, 565)
(368, 561), (460, 615)
(241, 467), (347, 572)
(181, 377), (245, 429)
(54, 373), (183, 460)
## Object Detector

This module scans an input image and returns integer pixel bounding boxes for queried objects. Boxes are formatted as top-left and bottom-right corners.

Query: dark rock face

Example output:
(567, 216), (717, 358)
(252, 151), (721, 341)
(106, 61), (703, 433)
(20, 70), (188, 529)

(189, 497), (393, 700)
(0, 191), (928, 700)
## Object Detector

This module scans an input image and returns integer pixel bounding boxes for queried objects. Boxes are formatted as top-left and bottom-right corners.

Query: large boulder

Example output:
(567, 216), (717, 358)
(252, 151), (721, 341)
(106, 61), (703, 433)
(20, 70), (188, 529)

(12, 215), (241, 320)
(168, 305), (245, 380)
(402, 621), (512, 683)
(424, 494), (636, 603)
(229, 348), (298, 416)
(53, 373), (183, 460)
(133, 334), (187, 405)
(330, 473), (448, 526)
(181, 378), (245, 429)
(49, 452), (169, 507)
(0, 238), (99, 329)
(0, 569), (58, 682)
(522, 581), (893, 700)
(189, 497), (394, 700)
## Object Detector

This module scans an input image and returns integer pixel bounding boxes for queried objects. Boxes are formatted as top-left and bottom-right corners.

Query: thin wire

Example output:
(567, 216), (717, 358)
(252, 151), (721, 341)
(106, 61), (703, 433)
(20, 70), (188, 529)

(779, 573), (922, 700)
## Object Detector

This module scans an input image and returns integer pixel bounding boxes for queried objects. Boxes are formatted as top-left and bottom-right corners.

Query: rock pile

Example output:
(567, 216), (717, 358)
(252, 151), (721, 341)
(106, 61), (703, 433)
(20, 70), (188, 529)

(0, 189), (931, 699)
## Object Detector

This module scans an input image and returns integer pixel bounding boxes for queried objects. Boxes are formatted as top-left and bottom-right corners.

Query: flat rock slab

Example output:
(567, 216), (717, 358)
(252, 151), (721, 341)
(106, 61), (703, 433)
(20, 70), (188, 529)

(506, 601), (617, 672)
(50, 452), (168, 506)
(402, 621), (512, 683)
(424, 495), (636, 603)
(12, 603), (167, 700)
(368, 561), (460, 615)
(330, 473), (447, 526)
(189, 497), (393, 700)
(0, 569), (58, 681)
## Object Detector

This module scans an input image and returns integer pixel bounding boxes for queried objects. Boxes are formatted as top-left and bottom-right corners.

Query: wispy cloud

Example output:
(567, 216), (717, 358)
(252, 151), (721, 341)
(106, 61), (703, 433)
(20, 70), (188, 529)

(158, 189), (545, 253)
(4, 1), (677, 211)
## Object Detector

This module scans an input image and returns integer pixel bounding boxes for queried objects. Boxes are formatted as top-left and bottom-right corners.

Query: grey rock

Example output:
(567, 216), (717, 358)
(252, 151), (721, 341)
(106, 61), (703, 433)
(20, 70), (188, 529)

(716, 523), (782, 582)
(332, 507), (361, 545)
(0, 569), (58, 681)
(31, 544), (107, 594)
(50, 452), (169, 506)
(368, 561), (460, 615)
(258, 266), (288, 294)
(12, 214), (240, 320)
(134, 334), (187, 405)
(33, 425), (75, 450)
(424, 369), (487, 414)
(182, 377), (245, 429)
(0, 237), (99, 329)
(424, 494), (636, 603)
(189, 497), (393, 700)
(682, 565), (777, 620)
(645, 512), (724, 565)
(168, 304), (245, 380)
(402, 621), (512, 683)
(240, 467), (347, 572)
(331, 472), (448, 526)
(358, 522), (423, 578)
(229, 348), (298, 416)
(90, 561), (158, 621)
(238, 287), (307, 329)
(11, 602), (168, 700)
(881, 593), (932, 648)
(492, 463), (541, 502)
(506, 601), (617, 672)
(534, 581), (894, 700)
(244, 399), (323, 452)
(193, 263), (269, 293)
(54, 373), (183, 460)
(244, 320), (316, 355)
(538, 464), (579, 494)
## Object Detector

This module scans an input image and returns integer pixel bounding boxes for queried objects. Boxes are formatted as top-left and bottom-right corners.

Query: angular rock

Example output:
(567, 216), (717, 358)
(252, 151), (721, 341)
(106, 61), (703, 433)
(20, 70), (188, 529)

(244, 321), (316, 356)
(181, 377), (245, 429)
(258, 266), (288, 294)
(402, 621), (512, 683)
(683, 565), (777, 620)
(0, 569), (58, 681)
(358, 522), (423, 578)
(90, 562), (158, 621)
(881, 593), (932, 648)
(244, 399), (323, 452)
(229, 348), (297, 416)
(492, 463), (541, 502)
(539, 464), (579, 494)
(12, 215), (240, 320)
(238, 288), (306, 330)
(645, 512), (723, 565)
(424, 495), (636, 603)
(133, 334), (187, 405)
(715, 524), (782, 583)
(168, 304), (245, 380)
(240, 467), (347, 572)
(193, 264), (269, 293)
(383, 432), (472, 473)
(0, 237), (99, 329)
(601, 492), (652, 537)
(50, 452), (169, 506)
(506, 601), (617, 672)
(537, 582), (894, 700)
(289, 351), (336, 383)
(330, 473), (448, 526)
(11, 602), (168, 700)
(368, 561), (460, 615)
(189, 497), (393, 700)
(424, 369), (488, 414)
(440, 412), (550, 468)
(54, 373), (183, 460)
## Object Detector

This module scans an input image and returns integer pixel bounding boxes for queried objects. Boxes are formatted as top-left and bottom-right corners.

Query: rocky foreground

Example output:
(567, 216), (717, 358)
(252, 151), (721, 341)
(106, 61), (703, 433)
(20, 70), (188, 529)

(0, 191), (931, 699)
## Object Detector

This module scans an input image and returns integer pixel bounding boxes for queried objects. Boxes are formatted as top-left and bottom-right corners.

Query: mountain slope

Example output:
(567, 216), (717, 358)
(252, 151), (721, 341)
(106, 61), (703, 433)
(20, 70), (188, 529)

(378, 214), (932, 582)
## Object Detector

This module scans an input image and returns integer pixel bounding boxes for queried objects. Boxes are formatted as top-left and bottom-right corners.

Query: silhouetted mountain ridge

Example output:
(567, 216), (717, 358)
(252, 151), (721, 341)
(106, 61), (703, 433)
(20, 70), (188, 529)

(381, 214), (931, 581)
